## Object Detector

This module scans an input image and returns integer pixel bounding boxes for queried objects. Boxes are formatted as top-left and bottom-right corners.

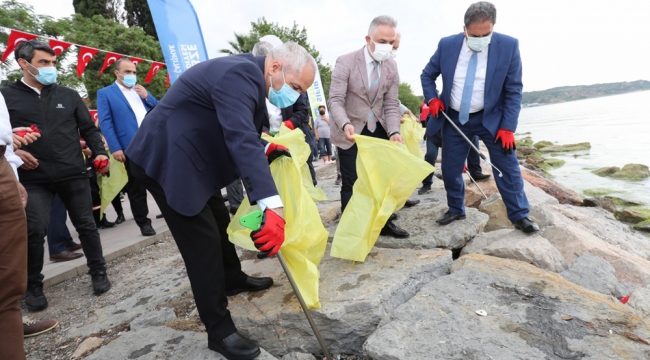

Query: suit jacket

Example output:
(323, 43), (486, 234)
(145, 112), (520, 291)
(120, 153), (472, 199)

(328, 47), (401, 150)
(97, 83), (158, 153)
(281, 93), (313, 142)
(125, 54), (276, 217)
(421, 32), (523, 138)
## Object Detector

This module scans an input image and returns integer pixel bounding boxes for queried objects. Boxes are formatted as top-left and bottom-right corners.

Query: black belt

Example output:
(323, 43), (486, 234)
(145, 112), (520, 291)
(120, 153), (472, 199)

(0, 145), (6, 158)
(448, 108), (484, 115)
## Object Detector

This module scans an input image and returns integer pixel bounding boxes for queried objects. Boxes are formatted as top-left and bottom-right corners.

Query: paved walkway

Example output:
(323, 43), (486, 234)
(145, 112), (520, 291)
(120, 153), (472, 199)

(42, 158), (331, 289)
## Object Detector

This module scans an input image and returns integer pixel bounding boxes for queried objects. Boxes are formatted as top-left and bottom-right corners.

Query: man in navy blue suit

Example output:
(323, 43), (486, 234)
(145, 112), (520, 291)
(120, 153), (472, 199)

(421, 1), (539, 233)
(97, 58), (158, 236)
(126, 42), (316, 359)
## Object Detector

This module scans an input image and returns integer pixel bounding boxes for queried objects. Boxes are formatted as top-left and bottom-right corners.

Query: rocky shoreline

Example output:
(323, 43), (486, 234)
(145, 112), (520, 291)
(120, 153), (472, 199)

(23, 139), (650, 359)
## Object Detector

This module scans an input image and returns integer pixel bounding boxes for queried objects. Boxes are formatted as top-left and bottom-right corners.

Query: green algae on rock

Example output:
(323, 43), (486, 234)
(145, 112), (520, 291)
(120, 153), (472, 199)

(592, 166), (621, 177)
(538, 142), (591, 153)
(583, 188), (616, 197)
(610, 164), (650, 180)
(533, 140), (553, 149)
(614, 206), (650, 224)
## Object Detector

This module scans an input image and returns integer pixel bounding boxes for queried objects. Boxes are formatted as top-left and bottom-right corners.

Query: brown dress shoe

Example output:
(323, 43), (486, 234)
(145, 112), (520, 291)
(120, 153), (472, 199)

(23, 318), (58, 338)
(49, 250), (84, 262)
(66, 242), (82, 252)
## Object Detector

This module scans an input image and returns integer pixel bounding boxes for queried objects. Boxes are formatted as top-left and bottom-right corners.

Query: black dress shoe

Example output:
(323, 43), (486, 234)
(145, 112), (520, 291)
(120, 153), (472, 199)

(380, 221), (410, 238)
(24, 285), (48, 311)
(96, 216), (116, 229)
(114, 212), (125, 224)
(208, 332), (260, 360)
(92, 272), (111, 295)
(404, 199), (420, 207)
(156, 213), (164, 219)
(514, 217), (540, 233)
(389, 213), (399, 222)
(226, 276), (273, 296)
(436, 211), (466, 225)
(140, 224), (156, 236)
(418, 183), (432, 195)
(470, 172), (491, 181)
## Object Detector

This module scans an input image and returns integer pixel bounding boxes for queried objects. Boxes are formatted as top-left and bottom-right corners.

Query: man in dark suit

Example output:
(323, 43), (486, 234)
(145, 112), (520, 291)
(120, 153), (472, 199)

(97, 58), (158, 236)
(126, 42), (316, 359)
(421, 1), (539, 233)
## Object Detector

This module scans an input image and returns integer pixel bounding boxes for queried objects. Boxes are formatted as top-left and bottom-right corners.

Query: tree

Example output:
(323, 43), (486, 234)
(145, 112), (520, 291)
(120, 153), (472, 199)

(1, 1), (167, 106)
(124, 0), (158, 40)
(221, 18), (333, 100)
(219, 32), (252, 55)
(72, 0), (124, 23)
(398, 82), (421, 116)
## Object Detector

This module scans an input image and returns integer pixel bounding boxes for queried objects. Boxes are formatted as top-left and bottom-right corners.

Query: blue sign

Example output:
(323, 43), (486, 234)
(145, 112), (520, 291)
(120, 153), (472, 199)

(147, 0), (209, 84)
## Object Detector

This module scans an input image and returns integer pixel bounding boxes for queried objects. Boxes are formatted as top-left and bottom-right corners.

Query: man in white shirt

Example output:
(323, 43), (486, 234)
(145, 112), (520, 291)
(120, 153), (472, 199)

(97, 58), (159, 236)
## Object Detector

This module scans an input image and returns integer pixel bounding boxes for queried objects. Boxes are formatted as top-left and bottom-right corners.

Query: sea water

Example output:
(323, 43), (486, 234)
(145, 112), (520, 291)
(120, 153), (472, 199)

(518, 90), (650, 205)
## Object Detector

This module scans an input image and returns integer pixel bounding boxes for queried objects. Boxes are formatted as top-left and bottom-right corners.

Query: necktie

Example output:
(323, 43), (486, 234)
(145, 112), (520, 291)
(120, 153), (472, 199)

(367, 60), (380, 132)
(459, 51), (478, 125)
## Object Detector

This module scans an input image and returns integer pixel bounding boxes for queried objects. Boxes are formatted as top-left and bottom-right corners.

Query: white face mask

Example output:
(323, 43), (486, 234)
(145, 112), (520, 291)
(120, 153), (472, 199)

(466, 30), (492, 52)
(369, 39), (393, 62)
(389, 50), (398, 60)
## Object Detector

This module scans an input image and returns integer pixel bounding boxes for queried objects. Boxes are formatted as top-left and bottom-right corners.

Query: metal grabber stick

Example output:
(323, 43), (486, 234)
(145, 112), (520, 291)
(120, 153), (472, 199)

(439, 111), (504, 178)
(466, 172), (488, 199)
(276, 251), (333, 360)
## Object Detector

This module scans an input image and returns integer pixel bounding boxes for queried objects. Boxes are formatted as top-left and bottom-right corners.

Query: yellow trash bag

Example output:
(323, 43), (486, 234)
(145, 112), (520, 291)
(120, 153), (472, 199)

(262, 125), (327, 202)
(400, 114), (426, 158)
(98, 152), (128, 219)
(227, 156), (328, 309)
(330, 135), (435, 262)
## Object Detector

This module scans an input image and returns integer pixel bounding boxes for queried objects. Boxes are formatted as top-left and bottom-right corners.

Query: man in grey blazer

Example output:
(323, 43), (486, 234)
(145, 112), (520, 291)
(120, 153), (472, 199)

(328, 15), (409, 238)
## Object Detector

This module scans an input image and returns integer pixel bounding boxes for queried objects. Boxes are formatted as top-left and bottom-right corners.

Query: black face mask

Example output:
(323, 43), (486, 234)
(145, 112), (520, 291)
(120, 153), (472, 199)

(319, 110), (325, 115)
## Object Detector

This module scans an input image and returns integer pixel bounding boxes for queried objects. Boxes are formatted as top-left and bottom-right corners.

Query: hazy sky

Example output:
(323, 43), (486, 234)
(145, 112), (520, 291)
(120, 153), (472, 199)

(17, 0), (650, 95)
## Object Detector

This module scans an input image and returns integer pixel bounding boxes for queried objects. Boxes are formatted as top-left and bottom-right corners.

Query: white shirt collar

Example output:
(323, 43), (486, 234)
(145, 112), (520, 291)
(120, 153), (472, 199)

(21, 77), (41, 95)
(364, 45), (379, 65)
(116, 81), (134, 92)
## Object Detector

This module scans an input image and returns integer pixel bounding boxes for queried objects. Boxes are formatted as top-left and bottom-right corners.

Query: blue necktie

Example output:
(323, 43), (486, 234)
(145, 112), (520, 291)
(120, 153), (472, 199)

(459, 51), (478, 125)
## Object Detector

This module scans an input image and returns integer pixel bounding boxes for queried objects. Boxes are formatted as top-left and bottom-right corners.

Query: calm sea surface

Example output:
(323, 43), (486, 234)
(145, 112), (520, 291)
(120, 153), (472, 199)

(517, 90), (650, 205)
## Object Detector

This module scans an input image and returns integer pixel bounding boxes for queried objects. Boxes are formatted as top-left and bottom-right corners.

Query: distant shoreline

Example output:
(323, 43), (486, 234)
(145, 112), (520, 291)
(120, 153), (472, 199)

(522, 80), (650, 107)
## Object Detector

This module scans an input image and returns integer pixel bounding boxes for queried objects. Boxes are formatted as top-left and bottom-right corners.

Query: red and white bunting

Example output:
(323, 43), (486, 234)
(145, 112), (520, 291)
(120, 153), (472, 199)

(130, 57), (145, 66)
(48, 39), (73, 56)
(88, 109), (99, 123)
(1, 30), (38, 62)
(144, 61), (165, 83)
(98, 52), (123, 77)
(76, 46), (100, 77)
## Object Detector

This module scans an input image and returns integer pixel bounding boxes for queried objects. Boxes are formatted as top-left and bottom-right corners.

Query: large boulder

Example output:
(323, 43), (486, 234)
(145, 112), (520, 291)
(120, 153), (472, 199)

(461, 229), (568, 272)
(559, 254), (627, 298)
(628, 286), (650, 318)
(615, 206), (650, 224)
(229, 247), (453, 356)
(533, 140), (553, 149)
(375, 200), (489, 250)
(611, 163), (650, 180)
(521, 167), (583, 205)
(634, 220), (650, 232)
(582, 196), (617, 213)
(464, 177), (498, 208)
(538, 142), (591, 153)
(364, 254), (650, 360)
(542, 224), (650, 286)
(592, 166), (621, 177)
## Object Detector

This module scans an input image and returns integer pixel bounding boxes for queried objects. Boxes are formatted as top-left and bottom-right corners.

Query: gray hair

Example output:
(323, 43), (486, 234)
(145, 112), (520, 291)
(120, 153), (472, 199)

(464, 1), (497, 27)
(368, 15), (397, 37)
(269, 41), (317, 76)
(252, 41), (274, 56)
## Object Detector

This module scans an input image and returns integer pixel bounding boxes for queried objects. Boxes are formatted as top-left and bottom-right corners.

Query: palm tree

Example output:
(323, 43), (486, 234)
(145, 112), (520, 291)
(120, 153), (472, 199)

(219, 32), (251, 55)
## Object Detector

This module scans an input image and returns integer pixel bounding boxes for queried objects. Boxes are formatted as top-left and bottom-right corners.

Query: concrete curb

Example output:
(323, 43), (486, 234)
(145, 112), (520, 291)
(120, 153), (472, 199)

(43, 225), (171, 289)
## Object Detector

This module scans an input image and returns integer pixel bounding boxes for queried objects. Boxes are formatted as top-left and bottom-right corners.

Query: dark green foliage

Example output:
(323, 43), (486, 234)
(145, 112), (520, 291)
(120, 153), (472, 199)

(124, 0), (158, 40)
(398, 82), (421, 115)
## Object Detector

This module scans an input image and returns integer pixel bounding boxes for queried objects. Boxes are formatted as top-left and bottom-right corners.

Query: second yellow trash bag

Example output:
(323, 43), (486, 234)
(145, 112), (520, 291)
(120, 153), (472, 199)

(400, 114), (426, 158)
(98, 152), (128, 219)
(330, 135), (435, 262)
(227, 147), (328, 309)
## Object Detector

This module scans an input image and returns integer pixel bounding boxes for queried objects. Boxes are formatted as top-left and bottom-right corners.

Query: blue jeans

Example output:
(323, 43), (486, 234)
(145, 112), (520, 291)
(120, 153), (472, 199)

(318, 137), (332, 156)
(47, 194), (75, 255)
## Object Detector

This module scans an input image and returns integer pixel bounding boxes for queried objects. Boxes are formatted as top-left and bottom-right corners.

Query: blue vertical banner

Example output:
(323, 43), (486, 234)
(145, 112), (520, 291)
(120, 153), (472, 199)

(147, 0), (209, 84)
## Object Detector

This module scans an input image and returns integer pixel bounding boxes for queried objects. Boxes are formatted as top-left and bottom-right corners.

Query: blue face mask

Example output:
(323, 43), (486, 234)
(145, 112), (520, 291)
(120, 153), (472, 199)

(268, 68), (300, 109)
(120, 73), (137, 88)
(27, 63), (57, 85)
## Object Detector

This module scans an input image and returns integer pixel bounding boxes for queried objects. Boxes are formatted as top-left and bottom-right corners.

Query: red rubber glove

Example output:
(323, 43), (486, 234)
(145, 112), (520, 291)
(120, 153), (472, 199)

(250, 209), (285, 259)
(282, 120), (295, 130)
(463, 164), (467, 173)
(93, 158), (110, 177)
(15, 124), (41, 137)
(495, 129), (516, 155)
(427, 98), (445, 119)
(265, 143), (291, 164)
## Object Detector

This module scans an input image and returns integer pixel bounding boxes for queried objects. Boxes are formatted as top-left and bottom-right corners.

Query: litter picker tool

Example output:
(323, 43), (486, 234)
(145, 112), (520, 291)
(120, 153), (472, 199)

(439, 111), (504, 178)
(466, 172), (488, 199)
(240, 211), (333, 360)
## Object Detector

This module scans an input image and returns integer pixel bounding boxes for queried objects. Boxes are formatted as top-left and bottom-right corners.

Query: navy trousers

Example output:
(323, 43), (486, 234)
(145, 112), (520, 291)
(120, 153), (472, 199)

(441, 109), (530, 223)
(422, 128), (481, 186)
